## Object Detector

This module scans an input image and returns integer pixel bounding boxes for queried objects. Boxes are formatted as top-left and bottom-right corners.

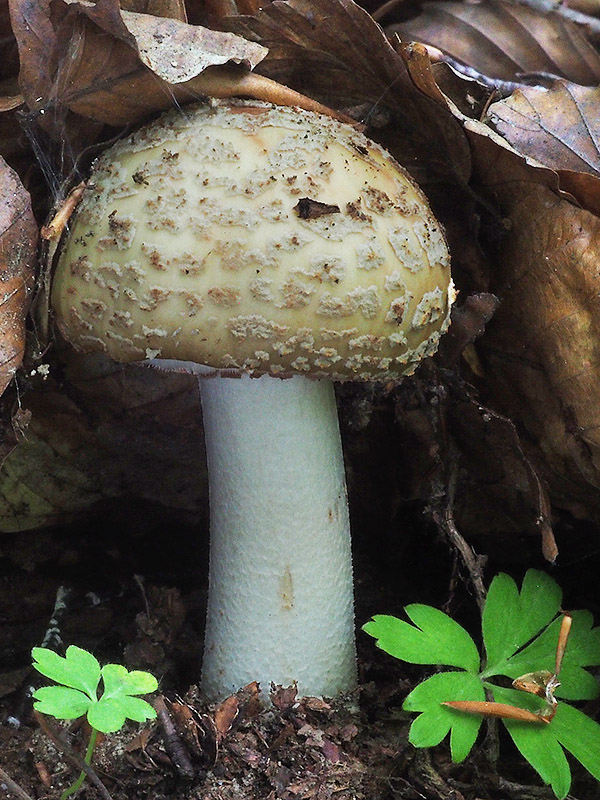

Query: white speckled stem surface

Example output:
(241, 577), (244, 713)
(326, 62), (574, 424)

(199, 374), (357, 700)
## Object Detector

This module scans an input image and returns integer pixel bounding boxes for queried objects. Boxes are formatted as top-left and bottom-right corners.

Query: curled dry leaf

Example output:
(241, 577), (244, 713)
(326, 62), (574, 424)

(395, 39), (572, 206)
(8, 0), (56, 110)
(488, 81), (600, 217)
(0, 157), (36, 397)
(387, 0), (600, 86)
(477, 183), (600, 522)
(225, 0), (413, 111)
(11, 0), (267, 127)
(61, 0), (267, 83)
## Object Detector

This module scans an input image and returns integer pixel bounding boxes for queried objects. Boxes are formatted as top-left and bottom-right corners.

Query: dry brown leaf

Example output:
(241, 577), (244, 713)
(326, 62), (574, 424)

(488, 81), (600, 216)
(1, 2), (19, 84)
(0, 95), (22, 111)
(10, 0), (266, 126)
(213, 695), (240, 739)
(477, 182), (600, 522)
(0, 157), (36, 397)
(225, 0), (413, 111)
(7, 0), (57, 110)
(393, 40), (572, 206)
(62, 0), (267, 83)
(387, 0), (600, 85)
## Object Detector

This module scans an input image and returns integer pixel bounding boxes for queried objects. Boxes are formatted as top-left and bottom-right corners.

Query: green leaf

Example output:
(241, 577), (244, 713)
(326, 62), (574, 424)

(32, 646), (101, 700)
(87, 695), (156, 733)
(482, 571), (562, 674)
(114, 695), (157, 723)
(554, 666), (600, 701)
(404, 671), (485, 762)
(80, 663), (158, 733)
(498, 610), (600, 699)
(491, 685), (571, 799)
(32, 686), (92, 720)
(88, 697), (128, 734)
(363, 605), (480, 672)
(101, 664), (158, 697)
(553, 702), (600, 785)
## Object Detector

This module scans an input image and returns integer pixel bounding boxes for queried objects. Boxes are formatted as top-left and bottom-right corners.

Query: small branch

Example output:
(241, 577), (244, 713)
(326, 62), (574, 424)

(153, 695), (195, 779)
(33, 712), (113, 800)
(371, 0), (405, 22)
(431, 450), (488, 614)
(0, 766), (34, 800)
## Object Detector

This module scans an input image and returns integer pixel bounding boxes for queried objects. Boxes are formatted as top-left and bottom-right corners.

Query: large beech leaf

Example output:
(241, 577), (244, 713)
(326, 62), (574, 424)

(488, 82), (600, 217)
(0, 157), (36, 397)
(61, 0), (267, 83)
(476, 183), (600, 522)
(388, 0), (600, 85)
(0, 351), (207, 533)
(10, 0), (267, 127)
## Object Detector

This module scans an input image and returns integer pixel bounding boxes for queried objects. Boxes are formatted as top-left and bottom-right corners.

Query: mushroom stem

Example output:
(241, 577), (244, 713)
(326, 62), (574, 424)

(199, 373), (357, 700)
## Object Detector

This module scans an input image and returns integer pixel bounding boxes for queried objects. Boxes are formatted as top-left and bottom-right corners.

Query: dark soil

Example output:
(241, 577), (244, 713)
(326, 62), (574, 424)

(1, 499), (600, 800)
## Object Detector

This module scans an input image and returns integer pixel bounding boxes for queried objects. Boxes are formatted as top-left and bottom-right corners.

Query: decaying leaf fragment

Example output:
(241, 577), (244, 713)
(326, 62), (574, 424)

(0, 350), (207, 532)
(477, 183), (600, 521)
(0, 157), (36, 396)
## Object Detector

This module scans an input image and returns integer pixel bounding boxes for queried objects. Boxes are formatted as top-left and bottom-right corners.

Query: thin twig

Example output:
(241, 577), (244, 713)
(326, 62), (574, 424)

(0, 766), (35, 800)
(432, 448), (488, 614)
(33, 712), (113, 800)
(153, 695), (195, 778)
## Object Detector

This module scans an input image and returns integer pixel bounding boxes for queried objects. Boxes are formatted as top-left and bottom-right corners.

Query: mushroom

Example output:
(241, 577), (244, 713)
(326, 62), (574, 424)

(50, 100), (454, 700)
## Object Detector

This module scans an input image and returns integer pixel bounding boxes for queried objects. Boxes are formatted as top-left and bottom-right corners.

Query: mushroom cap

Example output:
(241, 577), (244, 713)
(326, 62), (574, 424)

(52, 100), (454, 381)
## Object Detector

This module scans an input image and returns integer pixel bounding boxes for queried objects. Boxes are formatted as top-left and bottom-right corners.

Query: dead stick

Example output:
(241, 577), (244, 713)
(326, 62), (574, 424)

(33, 712), (113, 800)
(153, 695), (195, 778)
(0, 766), (34, 800)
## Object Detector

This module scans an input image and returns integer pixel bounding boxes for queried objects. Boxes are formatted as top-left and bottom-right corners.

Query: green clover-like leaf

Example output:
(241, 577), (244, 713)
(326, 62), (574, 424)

(363, 569), (600, 799)
(81, 664), (158, 733)
(32, 645), (158, 734)
(482, 570), (562, 674)
(32, 645), (101, 700)
(404, 670), (485, 762)
(101, 663), (158, 697)
(32, 686), (92, 720)
(363, 604), (480, 672)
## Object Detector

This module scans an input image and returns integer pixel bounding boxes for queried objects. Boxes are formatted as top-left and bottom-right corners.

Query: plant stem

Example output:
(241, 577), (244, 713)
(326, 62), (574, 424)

(60, 728), (98, 800)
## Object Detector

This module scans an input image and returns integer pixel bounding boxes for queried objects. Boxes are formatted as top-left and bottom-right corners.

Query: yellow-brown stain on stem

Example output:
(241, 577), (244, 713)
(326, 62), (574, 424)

(280, 565), (294, 611)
